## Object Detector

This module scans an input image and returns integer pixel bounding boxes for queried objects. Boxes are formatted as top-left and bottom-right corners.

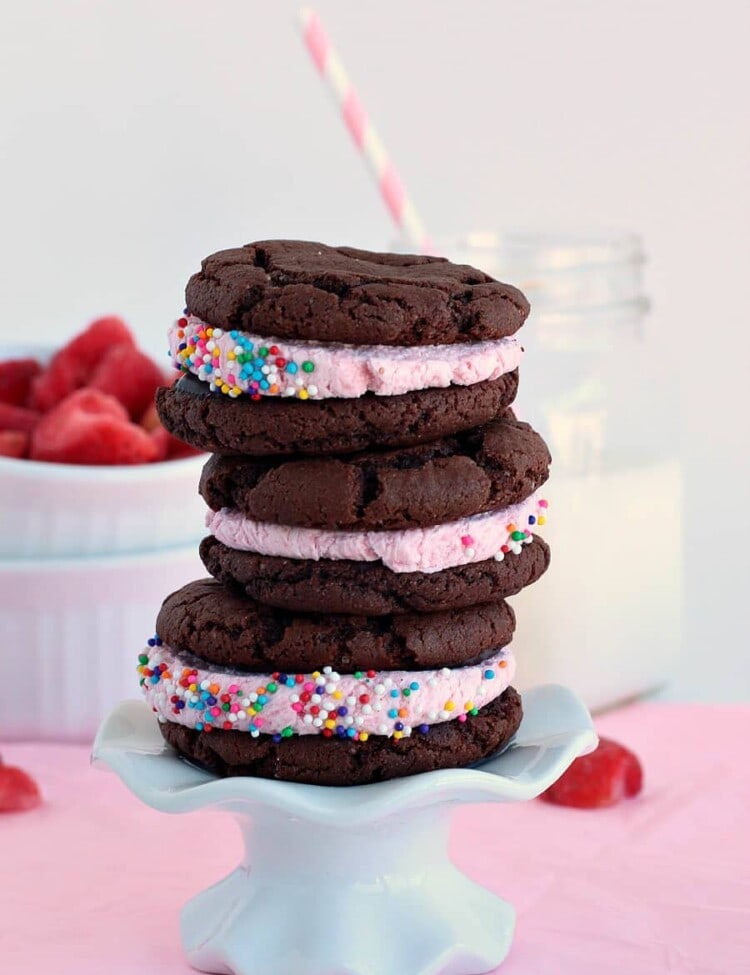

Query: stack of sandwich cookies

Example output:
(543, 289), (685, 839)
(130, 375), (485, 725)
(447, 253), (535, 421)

(156, 242), (524, 455)
(145, 240), (551, 785)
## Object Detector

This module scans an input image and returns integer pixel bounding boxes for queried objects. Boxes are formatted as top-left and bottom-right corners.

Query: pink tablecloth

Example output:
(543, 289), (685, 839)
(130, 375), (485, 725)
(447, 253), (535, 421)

(2, 703), (749, 975)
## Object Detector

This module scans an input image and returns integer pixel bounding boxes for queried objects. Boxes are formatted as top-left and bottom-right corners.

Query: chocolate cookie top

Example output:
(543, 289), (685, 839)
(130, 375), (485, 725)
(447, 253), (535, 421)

(156, 579), (515, 672)
(185, 240), (529, 346)
(200, 414), (551, 531)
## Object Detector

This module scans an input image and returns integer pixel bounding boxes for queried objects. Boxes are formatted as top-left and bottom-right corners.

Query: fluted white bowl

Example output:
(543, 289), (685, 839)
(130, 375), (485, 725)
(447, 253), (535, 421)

(0, 544), (207, 742)
(0, 452), (207, 559)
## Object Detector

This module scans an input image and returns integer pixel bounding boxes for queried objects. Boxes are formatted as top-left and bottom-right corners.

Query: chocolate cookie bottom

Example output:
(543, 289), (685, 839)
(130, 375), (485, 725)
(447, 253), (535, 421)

(159, 687), (522, 786)
(200, 534), (550, 615)
(156, 370), (518, 456)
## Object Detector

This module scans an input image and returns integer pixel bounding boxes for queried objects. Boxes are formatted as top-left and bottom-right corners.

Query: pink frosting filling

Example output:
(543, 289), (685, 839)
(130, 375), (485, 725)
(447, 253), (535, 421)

(139, 646), (515, 739)
(206, 492), (548, 574)
(168, 315), (522, 401)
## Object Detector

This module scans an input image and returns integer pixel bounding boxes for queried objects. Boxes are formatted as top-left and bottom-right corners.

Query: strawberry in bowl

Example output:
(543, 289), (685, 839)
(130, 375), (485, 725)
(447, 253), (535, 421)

(0, 315), (200, 465)
(0, 316), (208, 560)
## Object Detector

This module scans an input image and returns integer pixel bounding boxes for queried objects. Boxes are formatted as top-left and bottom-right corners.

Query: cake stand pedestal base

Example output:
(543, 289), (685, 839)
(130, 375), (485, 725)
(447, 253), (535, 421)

(93, 685), (596, 975)
(182, 810), (514, 975)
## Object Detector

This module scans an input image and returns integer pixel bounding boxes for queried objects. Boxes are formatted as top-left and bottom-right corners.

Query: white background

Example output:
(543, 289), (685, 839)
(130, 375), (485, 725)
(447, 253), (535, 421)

(2, 1), (749, 701)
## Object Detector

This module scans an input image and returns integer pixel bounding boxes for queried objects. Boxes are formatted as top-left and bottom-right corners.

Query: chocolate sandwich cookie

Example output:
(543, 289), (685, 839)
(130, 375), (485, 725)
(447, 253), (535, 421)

(156, 371), (519, 457)
(200, 414), (551, 531)
(158, 687), (523, 786)
(200, 534), (551, 615)
(156, 579), (516, 673)
(185, 241), (529, 346)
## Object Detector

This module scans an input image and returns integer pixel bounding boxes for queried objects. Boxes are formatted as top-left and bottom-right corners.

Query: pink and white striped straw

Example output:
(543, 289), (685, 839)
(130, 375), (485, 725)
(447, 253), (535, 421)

(299, 7), (432, 253)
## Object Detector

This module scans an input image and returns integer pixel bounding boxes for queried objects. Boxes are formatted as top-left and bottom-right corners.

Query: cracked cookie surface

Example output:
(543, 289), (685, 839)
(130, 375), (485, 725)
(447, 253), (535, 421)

(156, 578), (516, 672)
(185, 240), (529, 346)
(200, 413), (550, 530)
(157, 370), (519, 456)
(200, 533), (550, 615)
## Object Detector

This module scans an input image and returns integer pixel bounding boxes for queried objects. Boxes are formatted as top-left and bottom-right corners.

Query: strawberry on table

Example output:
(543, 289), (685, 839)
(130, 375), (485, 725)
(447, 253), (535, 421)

(0, 430), (29, 459)
(29, 315), (134, 412)
(0, 758), (42, 813)
(0, 358), (42, 407)
(30, 389), (160, 465)
(539, 737), (643, 809)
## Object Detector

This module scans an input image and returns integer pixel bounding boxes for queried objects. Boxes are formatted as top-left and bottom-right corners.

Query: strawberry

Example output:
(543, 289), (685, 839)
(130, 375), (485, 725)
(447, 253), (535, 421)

(143, 397), (202, 462)
(149, 425), (202, 462)
(166, 436), (203, 460)
(539, 737), (643, 809)
(150, 425), (170, 461)
(30, 389), (159, 465)
(0, 430), (29, 458)
(88, 344), (165, 420)
(29, 315), (134, 412)
(140, 401), (161, 432)
(0, 358), (42, 406)
(0, 402), (40, 433)
(0, 759), (42, 813)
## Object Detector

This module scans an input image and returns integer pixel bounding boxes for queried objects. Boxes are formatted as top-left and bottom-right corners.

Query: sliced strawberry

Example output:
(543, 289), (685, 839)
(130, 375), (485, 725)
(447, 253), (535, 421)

(148, 425), (202, 462)
(0, 402), (40, 433)
(0, 430), (29, 458)
(88, 344), (165, 420)
(30, 389), (159, 465)
(150, 425), (169, 461)
(539, 737), (643, 809)
(0, 762), (42, 813)
(46, 388), (126, 422)
(140, 401), (161, 432)
(29, 315), (134, 412)
(0, 358), (42, 406)
(167, 437), (203, 460)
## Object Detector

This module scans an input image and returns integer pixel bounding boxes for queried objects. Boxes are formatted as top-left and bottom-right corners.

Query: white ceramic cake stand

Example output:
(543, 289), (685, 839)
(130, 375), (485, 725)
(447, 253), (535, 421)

(93, 684), (596, 975)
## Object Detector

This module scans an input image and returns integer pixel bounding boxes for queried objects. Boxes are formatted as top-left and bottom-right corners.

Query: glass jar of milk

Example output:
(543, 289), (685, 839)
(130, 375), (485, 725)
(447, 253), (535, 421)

(441, 232), (682, 711)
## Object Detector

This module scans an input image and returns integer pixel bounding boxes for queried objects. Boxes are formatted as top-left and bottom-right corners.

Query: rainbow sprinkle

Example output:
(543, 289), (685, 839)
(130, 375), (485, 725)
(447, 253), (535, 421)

(170, 317), (317, 401)
(462, 496), (549, 563)
(138, 642), (512, 742)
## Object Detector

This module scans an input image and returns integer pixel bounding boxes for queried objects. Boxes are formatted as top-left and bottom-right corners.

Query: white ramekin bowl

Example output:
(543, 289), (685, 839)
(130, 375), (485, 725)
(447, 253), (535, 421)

(0, 452), (208, 559)
(0, 544), (208, 742)
(0, 341), (208, 558)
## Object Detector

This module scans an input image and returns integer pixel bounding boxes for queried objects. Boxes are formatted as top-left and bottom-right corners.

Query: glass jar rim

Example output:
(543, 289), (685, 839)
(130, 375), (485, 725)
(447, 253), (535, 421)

(429, 229), (645, 272)
(531, 295), (650, 327)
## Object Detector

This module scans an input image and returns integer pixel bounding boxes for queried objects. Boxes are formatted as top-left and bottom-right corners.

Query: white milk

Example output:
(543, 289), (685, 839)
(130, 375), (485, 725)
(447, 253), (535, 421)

(412, 232), (683, 710)
(511, 458), (682, 711)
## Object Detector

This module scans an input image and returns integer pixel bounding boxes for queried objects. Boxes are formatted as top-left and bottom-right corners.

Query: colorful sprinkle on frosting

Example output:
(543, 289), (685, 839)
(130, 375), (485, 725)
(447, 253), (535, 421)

(169, 317), (317, 401)
(138, 644), (515, 741)
(167, 314), (524, 402)
(206, 494), (549, 575)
